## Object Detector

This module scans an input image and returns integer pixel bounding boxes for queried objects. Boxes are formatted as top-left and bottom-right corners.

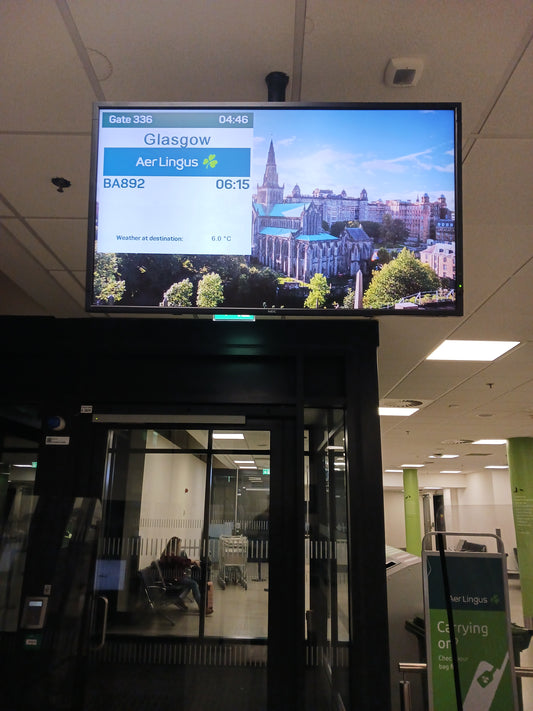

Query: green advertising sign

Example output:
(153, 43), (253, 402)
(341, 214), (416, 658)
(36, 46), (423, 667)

(423, 547), (517, 711)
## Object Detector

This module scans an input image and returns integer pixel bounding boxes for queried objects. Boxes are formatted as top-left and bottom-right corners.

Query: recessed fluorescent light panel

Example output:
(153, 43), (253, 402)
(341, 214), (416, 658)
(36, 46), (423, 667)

(485, 465), (509, 469)
(213, 433), (245, 440)
(402, 464), (425, 468)
(379, 407), (419, 416)
(426, 340), (519, 361)
(473, 439), (507, 445)
(440, 470), (462, 474)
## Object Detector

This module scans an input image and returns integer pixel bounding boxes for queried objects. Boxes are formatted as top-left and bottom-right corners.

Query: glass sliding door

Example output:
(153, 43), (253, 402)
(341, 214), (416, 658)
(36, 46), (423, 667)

(84, 420), (271, 711)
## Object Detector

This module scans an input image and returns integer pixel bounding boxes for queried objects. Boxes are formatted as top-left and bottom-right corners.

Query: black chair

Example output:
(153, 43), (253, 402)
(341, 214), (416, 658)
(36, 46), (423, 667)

(138, 562), (187, 625)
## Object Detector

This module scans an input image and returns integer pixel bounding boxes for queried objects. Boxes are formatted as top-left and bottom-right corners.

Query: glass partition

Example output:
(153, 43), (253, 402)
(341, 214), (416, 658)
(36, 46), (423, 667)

(0, 490), (37, 631)
(207, 435), (270, 643)
(305, 408), (350, 707)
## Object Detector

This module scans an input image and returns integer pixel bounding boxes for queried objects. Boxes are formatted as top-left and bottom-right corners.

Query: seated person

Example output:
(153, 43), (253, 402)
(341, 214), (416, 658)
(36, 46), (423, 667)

(159, 537), (211, 613)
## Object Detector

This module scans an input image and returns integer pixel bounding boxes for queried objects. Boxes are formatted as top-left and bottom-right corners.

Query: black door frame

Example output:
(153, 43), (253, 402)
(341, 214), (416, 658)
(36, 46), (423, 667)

(0, 317), (389, 711)
(85, 407), (305, 711)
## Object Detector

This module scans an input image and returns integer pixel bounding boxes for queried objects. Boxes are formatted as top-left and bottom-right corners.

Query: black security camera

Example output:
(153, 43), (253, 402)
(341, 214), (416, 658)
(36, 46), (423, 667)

(51, 177), (71, 192)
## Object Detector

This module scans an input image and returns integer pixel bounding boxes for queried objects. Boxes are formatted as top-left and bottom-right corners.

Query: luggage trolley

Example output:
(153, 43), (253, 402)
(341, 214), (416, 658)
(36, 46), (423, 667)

(217, 535), (248, 590)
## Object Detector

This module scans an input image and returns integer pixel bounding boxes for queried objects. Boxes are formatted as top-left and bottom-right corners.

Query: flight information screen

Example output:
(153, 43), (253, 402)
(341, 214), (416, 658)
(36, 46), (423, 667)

(95, 109), (254, 256)
(87, 102), (461, 316)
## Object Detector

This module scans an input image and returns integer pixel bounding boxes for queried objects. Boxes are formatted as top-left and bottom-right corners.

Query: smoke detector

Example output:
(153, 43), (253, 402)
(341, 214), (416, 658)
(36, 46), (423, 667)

(384, 57), (424, 87)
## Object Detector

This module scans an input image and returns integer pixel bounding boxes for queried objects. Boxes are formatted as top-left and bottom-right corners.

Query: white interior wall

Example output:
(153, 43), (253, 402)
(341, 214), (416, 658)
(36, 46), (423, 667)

(139, 443), (206, 567)
(383, 471), (517, 564)
(384, 491), (407, 549)
(449, 470), (517, 565)
(443, 489), (459, 530)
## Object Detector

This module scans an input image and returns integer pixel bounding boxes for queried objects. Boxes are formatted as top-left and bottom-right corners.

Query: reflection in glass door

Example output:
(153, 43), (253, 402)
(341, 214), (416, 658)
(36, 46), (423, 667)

(84, 422), (271, 711)
(305, 408), (351, 709)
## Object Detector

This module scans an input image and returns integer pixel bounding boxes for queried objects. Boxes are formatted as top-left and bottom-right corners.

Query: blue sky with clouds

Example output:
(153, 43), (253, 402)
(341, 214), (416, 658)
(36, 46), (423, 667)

(251, 107), (457, 210)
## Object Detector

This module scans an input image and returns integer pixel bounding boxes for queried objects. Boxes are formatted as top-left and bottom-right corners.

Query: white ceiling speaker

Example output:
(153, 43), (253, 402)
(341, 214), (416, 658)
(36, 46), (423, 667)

(384, 57), (424, 87)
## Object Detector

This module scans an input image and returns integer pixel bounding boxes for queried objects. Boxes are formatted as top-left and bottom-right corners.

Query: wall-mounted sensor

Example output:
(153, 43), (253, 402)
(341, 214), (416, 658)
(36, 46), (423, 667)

(384, 57), (424, 87)
(47, 415), (66, 431)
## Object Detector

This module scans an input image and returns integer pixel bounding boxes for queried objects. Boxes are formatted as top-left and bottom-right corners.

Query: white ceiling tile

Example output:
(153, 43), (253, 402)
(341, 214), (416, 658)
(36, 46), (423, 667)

(1, 219), (63, 271)
(27, 219), (88, 271)
(50, 269), (86, 307)
(0, 135), (91, 218)
(0, 270), (48, 316)
(69, 0), (296, 102)
(482, 37), (533, 136)
(0, 1), (97, 132)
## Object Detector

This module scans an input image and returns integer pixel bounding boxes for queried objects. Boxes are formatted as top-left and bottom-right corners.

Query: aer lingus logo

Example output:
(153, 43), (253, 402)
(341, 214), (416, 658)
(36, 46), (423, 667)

(203, 154), (218, 169)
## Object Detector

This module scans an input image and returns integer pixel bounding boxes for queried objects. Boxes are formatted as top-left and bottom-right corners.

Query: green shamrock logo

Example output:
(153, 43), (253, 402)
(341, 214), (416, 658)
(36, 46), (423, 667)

(203, 154), (218, 169)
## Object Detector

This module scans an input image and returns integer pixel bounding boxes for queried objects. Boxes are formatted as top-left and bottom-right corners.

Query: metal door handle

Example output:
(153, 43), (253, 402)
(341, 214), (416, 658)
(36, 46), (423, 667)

(91, 595), (108, 651)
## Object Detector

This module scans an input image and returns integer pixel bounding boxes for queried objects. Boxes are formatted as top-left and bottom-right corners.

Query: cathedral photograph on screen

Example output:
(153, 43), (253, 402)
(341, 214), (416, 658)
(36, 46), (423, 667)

(253, 140), (374, 285)
(250, 139), (455, 311)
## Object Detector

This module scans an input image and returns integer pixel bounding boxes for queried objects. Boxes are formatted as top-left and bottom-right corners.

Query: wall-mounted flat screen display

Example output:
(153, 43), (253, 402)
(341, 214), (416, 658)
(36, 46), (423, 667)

(87, 102), (462, 316)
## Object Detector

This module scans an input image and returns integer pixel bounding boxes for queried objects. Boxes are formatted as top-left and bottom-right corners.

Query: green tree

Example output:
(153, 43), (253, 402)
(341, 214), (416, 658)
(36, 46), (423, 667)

(118, 254), (193, 305)
(229, 265), (279, 306)
(363, 248), (440, 309)
(379, 214), (410, 246)
(329, 220), (361, 238)
(343, 288), (355, 308)
(196, 272), (224, 307)
(330, 221), (348, 238)
(359, 220), (381, 243)
(374, 247), (393, 267)
(162, 278), (193, 307)
(304, 273), (330, 309)
(93, 253), (125, 304)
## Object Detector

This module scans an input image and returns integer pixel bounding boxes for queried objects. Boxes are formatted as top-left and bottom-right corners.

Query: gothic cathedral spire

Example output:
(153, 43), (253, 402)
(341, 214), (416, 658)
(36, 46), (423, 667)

(256, 140), (284, 212)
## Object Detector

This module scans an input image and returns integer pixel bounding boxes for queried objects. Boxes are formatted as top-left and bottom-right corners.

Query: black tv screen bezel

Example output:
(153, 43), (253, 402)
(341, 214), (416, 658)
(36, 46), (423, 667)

(86, 101), (463, 318)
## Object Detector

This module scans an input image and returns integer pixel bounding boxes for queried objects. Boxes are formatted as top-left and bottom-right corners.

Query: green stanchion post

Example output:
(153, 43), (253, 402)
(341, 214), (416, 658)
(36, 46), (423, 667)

(403, 467), (422, 556)
(507, 437), (533, 629)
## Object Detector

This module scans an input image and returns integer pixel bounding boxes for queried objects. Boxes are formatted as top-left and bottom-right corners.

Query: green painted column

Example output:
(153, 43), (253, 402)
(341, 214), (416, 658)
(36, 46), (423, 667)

(403, 468), (422, 556)
(507, 437), (533, 629)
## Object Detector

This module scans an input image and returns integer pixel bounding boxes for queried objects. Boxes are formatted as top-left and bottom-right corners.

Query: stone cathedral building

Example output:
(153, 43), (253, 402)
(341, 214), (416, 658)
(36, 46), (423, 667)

(252, 141), (373, 283)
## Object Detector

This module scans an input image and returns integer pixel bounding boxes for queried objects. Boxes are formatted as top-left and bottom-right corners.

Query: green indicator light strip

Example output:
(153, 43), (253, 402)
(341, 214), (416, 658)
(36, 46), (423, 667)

(213, 314), (255, 322)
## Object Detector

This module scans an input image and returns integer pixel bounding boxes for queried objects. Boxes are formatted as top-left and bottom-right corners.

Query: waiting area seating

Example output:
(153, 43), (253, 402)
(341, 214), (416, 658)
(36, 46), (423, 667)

(138, 561), (188, 625)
